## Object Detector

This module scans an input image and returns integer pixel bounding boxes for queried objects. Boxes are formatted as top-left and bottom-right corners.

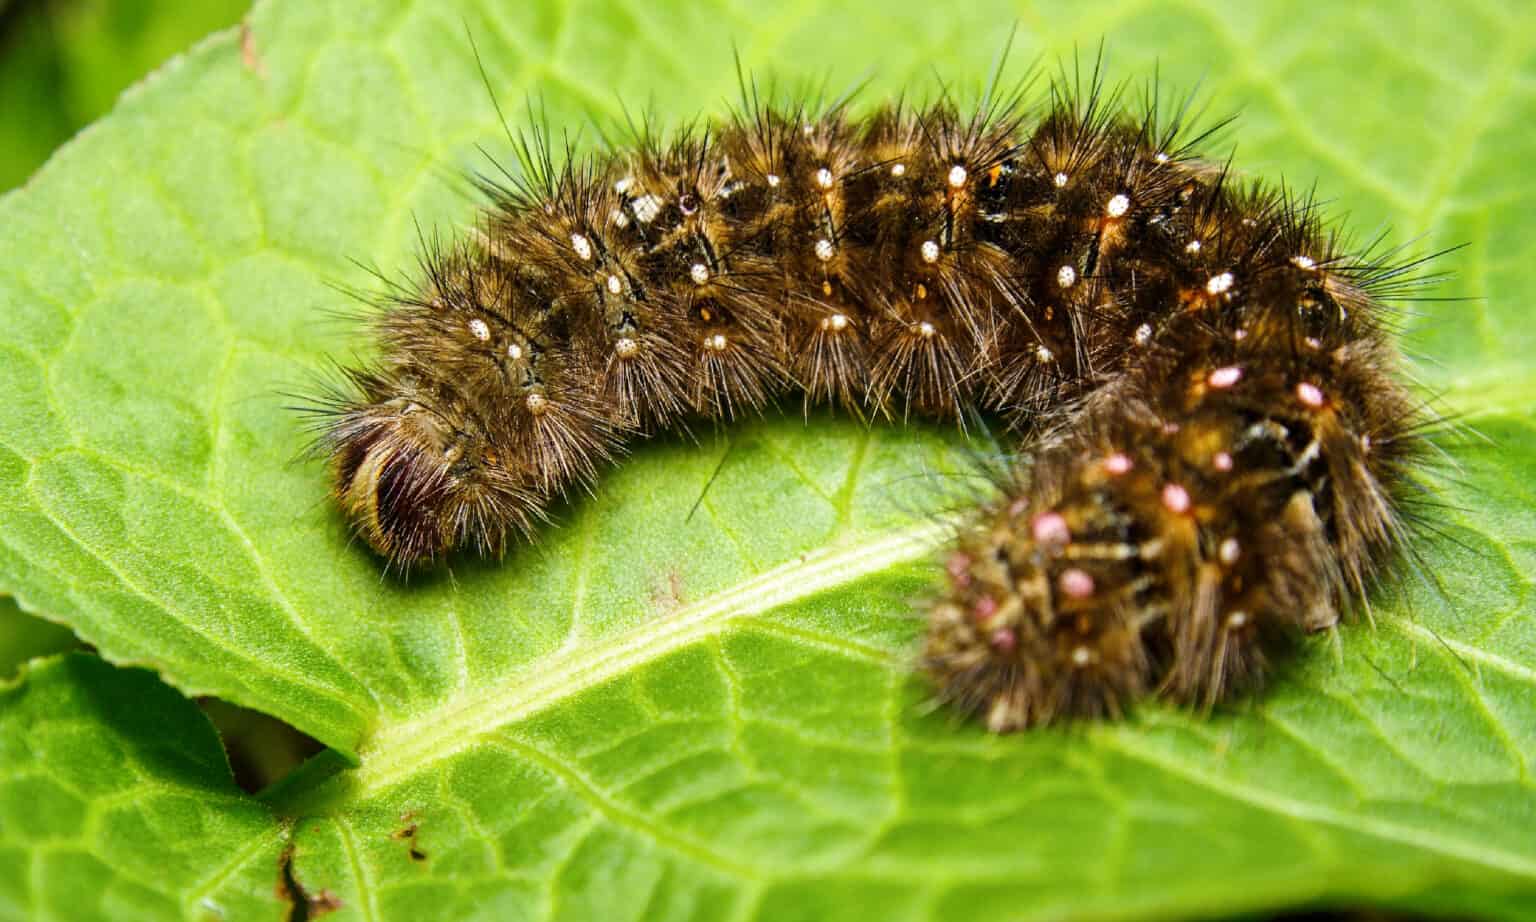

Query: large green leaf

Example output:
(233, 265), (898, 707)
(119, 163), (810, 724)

(0, 0), (1533, 919)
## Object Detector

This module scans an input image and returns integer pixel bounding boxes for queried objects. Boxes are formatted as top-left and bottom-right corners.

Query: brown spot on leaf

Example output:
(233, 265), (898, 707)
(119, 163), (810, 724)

(275, 845), (343, 920)
(240, 22), (268, 78)
(651, 569), (685, 614)
(390, 813), (429, 862)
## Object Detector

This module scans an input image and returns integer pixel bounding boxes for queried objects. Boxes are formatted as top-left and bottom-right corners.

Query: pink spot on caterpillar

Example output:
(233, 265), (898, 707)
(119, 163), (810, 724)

(1058, 568), (1095, 598)
(1162, 483), (1192, 514)
(1031, 512), (1071, 546)
(1104, 453), (1133, 475)
(973, 595), (998, 624)
(1212, 451), (1233, 472)
(946, 552), (972, 587)
(1297, 382), (1326, 408)
(990, 627), (1017, 654)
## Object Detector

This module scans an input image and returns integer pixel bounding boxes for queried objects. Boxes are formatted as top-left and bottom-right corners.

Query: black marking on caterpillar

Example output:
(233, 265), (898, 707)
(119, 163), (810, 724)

(297, 52), (1451, 731)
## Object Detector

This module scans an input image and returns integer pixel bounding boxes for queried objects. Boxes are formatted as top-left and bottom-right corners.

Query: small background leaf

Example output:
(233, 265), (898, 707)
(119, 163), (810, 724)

(0, 655), (283, 921)
(0, 1), (1532, 920)
(0, 596), (75, 678)
(0, 0), (249, 191)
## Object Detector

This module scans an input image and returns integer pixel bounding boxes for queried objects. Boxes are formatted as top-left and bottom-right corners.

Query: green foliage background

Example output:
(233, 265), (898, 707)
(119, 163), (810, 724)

(0, 1), (1533, 920)
(0, 0), (249, 191)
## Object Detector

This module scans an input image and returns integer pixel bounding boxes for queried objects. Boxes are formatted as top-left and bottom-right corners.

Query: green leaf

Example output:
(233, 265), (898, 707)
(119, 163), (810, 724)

(1, 0), (1534, 919)
(0, 654), (284, 920)
(0, 596), (77, 678)
(0, 5), (74, 191)
(0, 0), (250, 191)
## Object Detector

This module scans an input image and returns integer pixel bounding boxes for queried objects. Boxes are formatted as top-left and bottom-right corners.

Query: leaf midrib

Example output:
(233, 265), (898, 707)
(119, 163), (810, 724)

(266, 517), (954, 815)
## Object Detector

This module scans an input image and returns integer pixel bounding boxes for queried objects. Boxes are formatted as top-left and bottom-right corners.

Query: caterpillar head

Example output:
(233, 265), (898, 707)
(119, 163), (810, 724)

(321, 384), (544, 567)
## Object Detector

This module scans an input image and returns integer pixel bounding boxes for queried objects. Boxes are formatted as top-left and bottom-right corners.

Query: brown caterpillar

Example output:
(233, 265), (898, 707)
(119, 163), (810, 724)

(302, 61), (1443, 730)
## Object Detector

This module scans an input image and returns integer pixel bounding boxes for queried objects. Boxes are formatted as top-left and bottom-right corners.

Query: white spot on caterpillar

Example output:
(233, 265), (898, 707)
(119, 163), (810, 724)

(1225, 611), (1249, 629)
(766, 173), (781, 188)
(1296, 381), (1326, 408)
(1234, 328), (1249, 341)
(1305, 336), (1323, 350)
(815, 167), (834, 189)
(632, 195), (662, 223)
(1053, 172), (1069, 187)
(1207, 366), (1243, 388)
(1104, 453), (1133, 475)
(1161, 483), (1192, 514)
(1057, 265), (1077, 288)
(1134, 323), (1153, 346)
(609, 209), (629, 228)
(507, 342), (524, 361)
(1206, 272), (1234, 295)
(803, 123), (815, 136)
(614, 337), (638, 358)
(1070, 645), (1093, 667)
(921, 240), (941, 263)
(913, 321), (937, 338)
(690, 263), (710, 284)
(705, 333), (728, 351)
(948, 165), (968, 188)
(1035, 344), (1054, 363)
(1106, 194), (1130, 217)
(1213, 451), (1233, 472)
(1292, 254), (1317, 270)
(467, 319), (490, 342)
(821, 313), (849, 332)
(614, 176), (634, 195)
(1155, 151), (1170, 164)
(1185, 239), (1202, 254)
(815, 239), (835, 262)
(890, 162), (906, 177)
(570, 233), (593, 261)
(525, 393), (548, 416)
(606, 274), (622, 295)
(1219, 537), (1241, 565)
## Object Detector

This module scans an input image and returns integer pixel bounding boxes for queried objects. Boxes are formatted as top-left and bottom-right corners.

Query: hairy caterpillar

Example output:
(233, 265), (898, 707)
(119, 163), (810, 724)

(302, 59), (1443, 731)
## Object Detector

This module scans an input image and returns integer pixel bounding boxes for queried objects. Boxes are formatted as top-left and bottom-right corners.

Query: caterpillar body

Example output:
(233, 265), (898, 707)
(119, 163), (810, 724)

(305, 66), (1439, 730)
